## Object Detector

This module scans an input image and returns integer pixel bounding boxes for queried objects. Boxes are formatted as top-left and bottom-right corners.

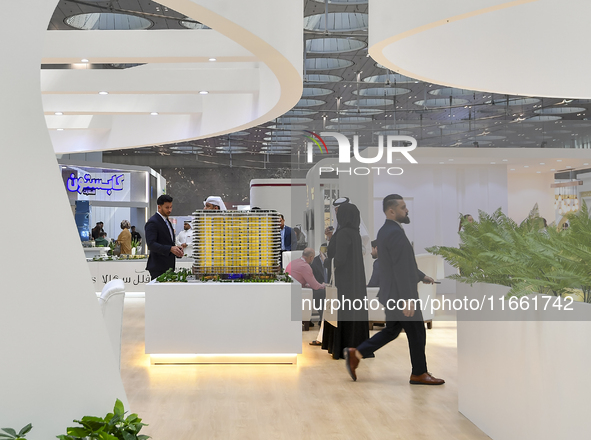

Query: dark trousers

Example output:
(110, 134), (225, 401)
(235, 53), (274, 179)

(148, 269), (165, 281)
(356, 309), (427, 376)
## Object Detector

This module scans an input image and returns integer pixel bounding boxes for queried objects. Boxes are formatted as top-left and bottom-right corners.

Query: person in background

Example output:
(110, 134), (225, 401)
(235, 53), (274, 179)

(458, 214), (474, 232)
(145, 194), (184, 279)
(95, 231), (109, 247)
(92, 222), (104, 240)
(279, 214), (296, 251)
(367, 239), (381, 287)
(176, 221), (194, 257)
(131, 226), (142, 244)
(294, 227), (307, 250)
(309, 243), (328, 345)
(286, 247), (327, 333)
(332, 197), (371, 256)
(117, 220), (132, 255)
(204, 196), (227, 210)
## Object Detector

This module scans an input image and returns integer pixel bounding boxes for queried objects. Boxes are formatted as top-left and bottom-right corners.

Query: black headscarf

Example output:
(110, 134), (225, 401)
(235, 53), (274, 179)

(335, 202), (360, 232)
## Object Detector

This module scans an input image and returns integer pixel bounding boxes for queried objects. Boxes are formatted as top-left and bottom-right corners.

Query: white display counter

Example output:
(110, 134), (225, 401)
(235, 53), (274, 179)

(83, 247), (109, 258)
(145, 281), (302, 364)
(88, 259), (193, 293)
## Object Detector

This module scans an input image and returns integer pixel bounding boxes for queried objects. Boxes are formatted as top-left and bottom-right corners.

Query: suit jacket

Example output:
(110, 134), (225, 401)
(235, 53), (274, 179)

(376, 219), (425, 305)
(367, 259), (381, 287)
(145, 213), (176, 275)
(311, 255), (326, 284)
(282, 225), (296, 251)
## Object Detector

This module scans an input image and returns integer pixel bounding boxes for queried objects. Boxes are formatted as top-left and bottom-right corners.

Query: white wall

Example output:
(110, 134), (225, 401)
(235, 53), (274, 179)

(0, 1), (128, 438)
(249, 179), (307, 228)
(507, 172), (555, 224)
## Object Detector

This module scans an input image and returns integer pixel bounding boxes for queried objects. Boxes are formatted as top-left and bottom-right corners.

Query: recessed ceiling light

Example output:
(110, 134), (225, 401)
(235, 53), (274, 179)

(557, 159), (562, 162)
(551, 169), (555, 171)
(540, 162), (545, 165)
(54, 112), (63, 115)
(566, 166), (572, 168)
(524, 166), (529, 168)
(536, 171), (541, 174)
(57, 128), (64, 131)
(448, 159), (454, 161)
(510, 168), (515, 171)
(502, 159), (508, 162)
(584, 163), (589, 166)
(98, 91), (108, 95)
(439, 162), (444, 164)
(491, 162), (496, 164)
(81, 59), (89, 63)
(208, 58), (217, 62)
(150, 112), (159, 116)
(199, 90), (209, 95)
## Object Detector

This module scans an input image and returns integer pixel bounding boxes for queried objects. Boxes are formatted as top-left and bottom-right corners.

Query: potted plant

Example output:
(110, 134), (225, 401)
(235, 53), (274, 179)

(0, 424), (32, 440)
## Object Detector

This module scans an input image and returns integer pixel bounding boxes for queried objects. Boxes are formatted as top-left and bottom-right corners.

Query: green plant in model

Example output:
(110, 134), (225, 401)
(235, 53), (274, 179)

(56, 399), (149, 440)
(0, 424), (32, 440)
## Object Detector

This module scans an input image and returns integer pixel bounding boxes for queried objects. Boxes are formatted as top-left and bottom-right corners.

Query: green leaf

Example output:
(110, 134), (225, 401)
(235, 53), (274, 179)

(124, 414), (138, 423)
(138, 435), (151, 440)
(17, 424), (32, 437)
(114, 399), (125, 418)
(98, 432), (119, 440)
(0, 435), (15, 440)
(66, 427), (90, 437)
(1, 429), (16, 437)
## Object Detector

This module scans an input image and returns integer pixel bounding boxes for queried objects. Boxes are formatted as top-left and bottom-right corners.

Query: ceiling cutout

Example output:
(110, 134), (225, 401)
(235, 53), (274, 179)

(534, 107), (586, 115)
(304, 12), (368, 32)
(65, 13), (153, 30)
(485, 97), (540, 106)
(276, 117), (314, 124)
(283, 109), (319, 116)
(414, 98), (469, 108)
(429, 88), (474, 96)
(179, 19), (210, 29)
(306, 38), (366, 54)
(265, 125), (308, 130)
(304, 74), (343, 84)
(527, 116), (562, 122)
(311, 0), (368, 4)
(302, 88), (333, 97)
(295, 98), (326, 107)
(339, 108), (384, 115)
(373, 130), (414, 136)
(364, 73), (419, 84)
(325, 124), (366, 130)
(330, 117), (373, 123)
(354, 87), (411, 97)
(305, 58), (354, 71)
(345, 98), (394, 107)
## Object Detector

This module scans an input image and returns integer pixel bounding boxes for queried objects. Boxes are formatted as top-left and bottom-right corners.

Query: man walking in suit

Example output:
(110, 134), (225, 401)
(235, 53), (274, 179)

(344, 194), (444, 385)
(145, 194), (184, 279)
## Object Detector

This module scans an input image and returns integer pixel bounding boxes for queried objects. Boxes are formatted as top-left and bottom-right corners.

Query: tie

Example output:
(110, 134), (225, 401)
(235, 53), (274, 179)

(166, 219), (175, 242)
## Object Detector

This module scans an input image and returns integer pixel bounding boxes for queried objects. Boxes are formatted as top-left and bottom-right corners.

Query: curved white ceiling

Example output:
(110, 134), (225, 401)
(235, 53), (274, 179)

(44, 0), (303, 153)
(368, 0), (591, 99)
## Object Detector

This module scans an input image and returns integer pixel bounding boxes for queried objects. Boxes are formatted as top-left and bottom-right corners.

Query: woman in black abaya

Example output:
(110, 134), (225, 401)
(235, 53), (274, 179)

(321, 202), (369, 360)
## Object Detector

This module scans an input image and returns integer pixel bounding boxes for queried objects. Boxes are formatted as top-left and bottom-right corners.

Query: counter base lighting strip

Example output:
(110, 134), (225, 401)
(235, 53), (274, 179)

(150, 354), (297, 365)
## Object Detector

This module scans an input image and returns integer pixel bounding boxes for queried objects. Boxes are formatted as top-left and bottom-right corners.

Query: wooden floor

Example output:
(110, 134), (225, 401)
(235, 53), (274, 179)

(121, 299), (490, 440)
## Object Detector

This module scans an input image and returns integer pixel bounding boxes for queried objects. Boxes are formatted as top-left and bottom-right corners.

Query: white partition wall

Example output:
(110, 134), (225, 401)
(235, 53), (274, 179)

(250, 179), (307, 228)
(0, 1), (128, 438)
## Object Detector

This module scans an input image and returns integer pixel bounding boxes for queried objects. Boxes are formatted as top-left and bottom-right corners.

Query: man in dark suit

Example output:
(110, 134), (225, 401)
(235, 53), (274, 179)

(279, 214), (295, 251)
(145, 194), (184, 279)
(344, 194), (444, 385)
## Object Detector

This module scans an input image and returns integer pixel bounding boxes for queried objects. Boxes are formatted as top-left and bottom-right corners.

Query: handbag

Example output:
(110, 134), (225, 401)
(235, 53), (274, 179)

(324, 259), (338, 327)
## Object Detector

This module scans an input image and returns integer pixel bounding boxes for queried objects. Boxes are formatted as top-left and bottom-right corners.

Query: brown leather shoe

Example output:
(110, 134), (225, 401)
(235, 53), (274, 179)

(409, 372), (445, 385)
(343, 348), (360, 381)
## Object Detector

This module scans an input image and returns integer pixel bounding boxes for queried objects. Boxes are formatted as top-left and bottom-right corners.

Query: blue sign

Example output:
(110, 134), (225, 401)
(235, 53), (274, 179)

(67, 173), (124, 196)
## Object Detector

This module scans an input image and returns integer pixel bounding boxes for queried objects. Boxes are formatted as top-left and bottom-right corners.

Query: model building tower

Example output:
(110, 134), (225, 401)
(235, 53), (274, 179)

(191, 210), (281, 276)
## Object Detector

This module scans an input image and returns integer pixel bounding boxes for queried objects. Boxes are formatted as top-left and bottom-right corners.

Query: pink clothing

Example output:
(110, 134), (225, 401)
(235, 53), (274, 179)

(286, 258), (324, 290)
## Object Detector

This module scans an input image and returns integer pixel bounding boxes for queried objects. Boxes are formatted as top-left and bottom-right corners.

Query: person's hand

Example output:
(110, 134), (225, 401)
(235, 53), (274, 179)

(422, 275), (435, 284)
(171, 246), (184, 257)
(319, 252), (326, 262)
(402, 299), (416, 317)
(181, 243), (188, 248)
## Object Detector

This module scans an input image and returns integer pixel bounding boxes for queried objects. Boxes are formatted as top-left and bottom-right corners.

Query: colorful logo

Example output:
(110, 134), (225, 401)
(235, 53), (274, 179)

(303, 131), (328, 154)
